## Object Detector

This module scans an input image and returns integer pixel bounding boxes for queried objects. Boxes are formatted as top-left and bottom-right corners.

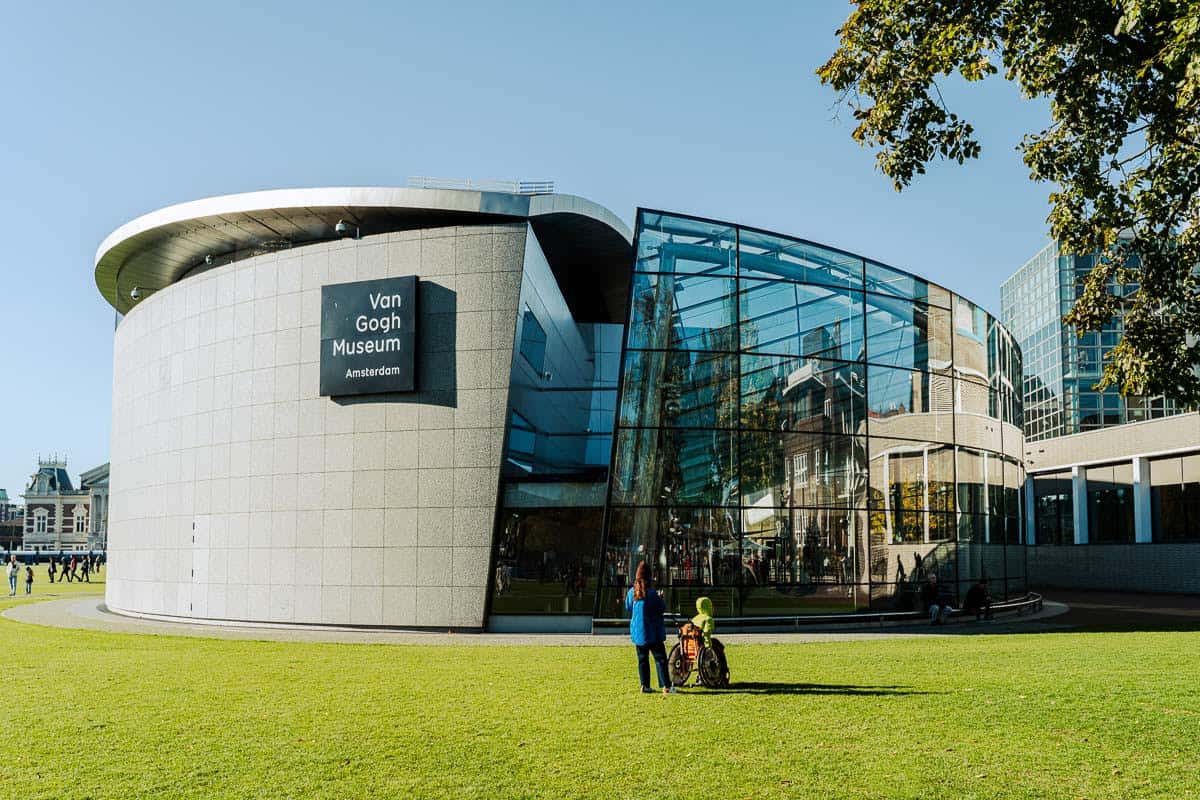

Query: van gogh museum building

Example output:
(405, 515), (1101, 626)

(96, 185), (1027, 631)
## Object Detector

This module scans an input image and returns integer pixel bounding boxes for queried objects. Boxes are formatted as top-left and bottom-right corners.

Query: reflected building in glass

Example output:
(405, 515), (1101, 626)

(593, 211), (1026, 623)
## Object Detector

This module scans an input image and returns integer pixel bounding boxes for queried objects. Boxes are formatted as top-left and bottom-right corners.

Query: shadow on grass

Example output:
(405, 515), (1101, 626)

(691, 682), (932, 696)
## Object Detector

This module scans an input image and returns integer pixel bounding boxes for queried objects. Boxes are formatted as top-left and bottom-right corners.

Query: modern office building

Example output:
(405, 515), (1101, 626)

(1000, 241), (1188, 441)
(97, 186), (1027, 631)
(1005, 242), (1199, 593)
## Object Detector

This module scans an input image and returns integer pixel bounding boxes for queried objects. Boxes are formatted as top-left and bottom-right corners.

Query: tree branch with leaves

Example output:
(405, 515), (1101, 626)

(819, 0), (1200, 403)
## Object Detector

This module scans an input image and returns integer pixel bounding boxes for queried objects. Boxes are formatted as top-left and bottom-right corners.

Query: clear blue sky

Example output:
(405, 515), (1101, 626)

(0, 0), (1051, 503)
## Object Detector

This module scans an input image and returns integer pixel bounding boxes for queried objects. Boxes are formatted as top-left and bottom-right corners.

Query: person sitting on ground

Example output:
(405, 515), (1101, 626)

(921, 573), (952, 625)
(963, 578), (993, 621)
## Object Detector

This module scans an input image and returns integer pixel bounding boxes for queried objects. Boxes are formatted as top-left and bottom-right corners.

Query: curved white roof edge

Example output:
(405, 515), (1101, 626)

(96, 186), (631, 266)
(95, 186), (633, 314)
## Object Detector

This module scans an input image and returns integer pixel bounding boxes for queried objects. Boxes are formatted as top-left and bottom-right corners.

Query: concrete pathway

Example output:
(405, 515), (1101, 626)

(2, 594), (1070, 646)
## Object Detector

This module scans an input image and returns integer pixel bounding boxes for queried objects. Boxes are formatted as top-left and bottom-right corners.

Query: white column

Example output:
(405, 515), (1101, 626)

(1132, 456), (1153, 543)
(1024, 476), (1036, 545)
(1071, 465), (1089, 545)
(982, 454), (991, 544)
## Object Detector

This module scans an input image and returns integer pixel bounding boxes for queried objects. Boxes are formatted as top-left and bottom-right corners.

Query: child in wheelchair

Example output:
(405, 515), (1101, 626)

(668, 596), (731, 689)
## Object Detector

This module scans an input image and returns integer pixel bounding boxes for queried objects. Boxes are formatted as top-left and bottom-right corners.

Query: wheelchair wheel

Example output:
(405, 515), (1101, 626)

(667, 642), (689, 687)
(697, 643), (730, 688)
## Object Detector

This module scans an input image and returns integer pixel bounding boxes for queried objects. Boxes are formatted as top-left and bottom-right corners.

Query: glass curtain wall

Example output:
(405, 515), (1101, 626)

(489, 229), (623, 617)
(600, 210), (1027, 619)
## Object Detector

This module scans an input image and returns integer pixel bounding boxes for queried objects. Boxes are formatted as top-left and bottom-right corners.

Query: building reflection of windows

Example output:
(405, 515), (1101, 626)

(740, 279), (863, 361)
(600, 210), (1026, 617)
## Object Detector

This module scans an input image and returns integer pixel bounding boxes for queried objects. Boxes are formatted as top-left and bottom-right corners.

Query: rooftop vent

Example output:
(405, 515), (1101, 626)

(407, 176), (554, 195)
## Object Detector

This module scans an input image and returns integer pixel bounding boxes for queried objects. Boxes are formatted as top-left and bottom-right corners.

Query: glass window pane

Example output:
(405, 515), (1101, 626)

(741, 430), (866, 509)
(739, 279), (863, 360)
(626, 272), (737, 352)
(865, 260), (949, 307)
(867, 438), (954, 513)
(609, 427), (737, 507)
(865, 295), (951, 370)
(738, 228), (863, 290)
(740, 354), (865, 436)
(489, 506), (603, 615)
(952, 296), (989, 382)
(635, 212), (735, 275)
(519, 306), (546, 372)
(618, 350), (737, 430)
(866, 365), (954, 443)
(600, 506), (740, 594)
(1087, 464), (1135, 543)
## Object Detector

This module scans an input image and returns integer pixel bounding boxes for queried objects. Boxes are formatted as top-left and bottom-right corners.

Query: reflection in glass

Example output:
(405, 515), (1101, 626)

(618, 349), (737, 430)
(490, 507), (603, 615)
(626, 272), (737, 352)
(610, 427), (737, 508)
(739, 279), (863, 360)
(636, 212), (736, 275)
(1150, 455), (1200, 542)
(738, 227), (863, 289)
(600, 209), (1025, 619)
(865, 296), (951, 371)
(865, 260), (949, 307)
(741, 431), (866, 509)
(740, 354), (865, 436)
(866, 365), (955, 443)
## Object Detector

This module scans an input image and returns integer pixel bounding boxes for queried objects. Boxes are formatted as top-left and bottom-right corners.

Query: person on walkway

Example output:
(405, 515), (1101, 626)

(24, 565), (33, 595)
(921, 573), (952, 625)
(6, 555), (18, 596)
(963, 578), (993, 621)
(625, 561), (674, 695)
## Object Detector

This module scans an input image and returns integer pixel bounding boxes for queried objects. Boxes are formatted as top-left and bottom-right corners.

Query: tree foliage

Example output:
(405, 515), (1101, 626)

(819, 0), (1200, 404)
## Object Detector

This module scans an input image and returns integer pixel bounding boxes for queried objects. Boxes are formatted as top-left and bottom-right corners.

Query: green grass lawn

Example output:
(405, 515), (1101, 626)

(1, 587), (1197, 799)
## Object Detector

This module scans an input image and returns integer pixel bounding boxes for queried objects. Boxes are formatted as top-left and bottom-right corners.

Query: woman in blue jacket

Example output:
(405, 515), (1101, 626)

(625, 561), (675, 694)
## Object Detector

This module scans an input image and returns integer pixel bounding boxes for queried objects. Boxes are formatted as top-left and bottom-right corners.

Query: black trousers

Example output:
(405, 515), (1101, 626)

(635, 641), (670, 689)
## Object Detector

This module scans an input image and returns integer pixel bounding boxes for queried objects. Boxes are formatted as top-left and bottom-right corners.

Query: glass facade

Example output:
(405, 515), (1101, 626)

(597, 211), (1026, 620)
(1149, 454), (1200, 542)
(1001, 242), (1190, 441)
(489, 228), (623, 617)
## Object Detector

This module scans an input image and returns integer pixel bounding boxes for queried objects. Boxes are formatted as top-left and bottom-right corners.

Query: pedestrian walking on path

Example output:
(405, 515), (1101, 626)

(6, 555), (18, 596)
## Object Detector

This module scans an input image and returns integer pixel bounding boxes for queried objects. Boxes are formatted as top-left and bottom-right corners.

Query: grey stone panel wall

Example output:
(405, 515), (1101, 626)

(106, 223), (527, 628)
(1028, 545), (1200, 594)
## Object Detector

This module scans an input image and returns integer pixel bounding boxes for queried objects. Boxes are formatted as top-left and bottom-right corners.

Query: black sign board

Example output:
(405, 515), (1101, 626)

(320, 276), (418, 397)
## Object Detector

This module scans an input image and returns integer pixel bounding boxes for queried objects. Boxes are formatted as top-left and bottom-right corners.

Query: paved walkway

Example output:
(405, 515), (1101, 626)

(1028, 589), (1200, 632)
(2, 595), (1069, 646)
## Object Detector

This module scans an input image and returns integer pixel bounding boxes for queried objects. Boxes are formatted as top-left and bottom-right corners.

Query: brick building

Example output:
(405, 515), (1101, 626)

(22, 459), (92, 552)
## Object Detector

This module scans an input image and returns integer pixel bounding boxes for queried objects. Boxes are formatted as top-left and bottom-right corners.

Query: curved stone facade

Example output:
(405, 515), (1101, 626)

(107, 223), (531, 628)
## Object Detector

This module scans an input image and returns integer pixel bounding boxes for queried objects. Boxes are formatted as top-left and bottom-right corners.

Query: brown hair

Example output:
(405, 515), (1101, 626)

(633, 561), (651, 601)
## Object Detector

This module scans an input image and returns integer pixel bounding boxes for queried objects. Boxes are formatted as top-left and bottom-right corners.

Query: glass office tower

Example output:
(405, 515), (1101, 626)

(594, 211), (1026, 621)
(1001, 241), (1187, 441)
